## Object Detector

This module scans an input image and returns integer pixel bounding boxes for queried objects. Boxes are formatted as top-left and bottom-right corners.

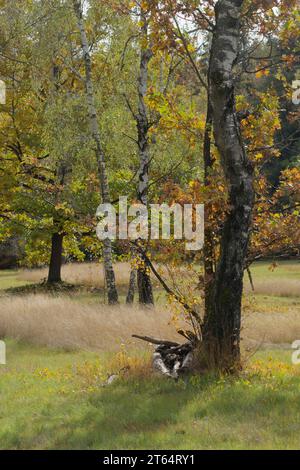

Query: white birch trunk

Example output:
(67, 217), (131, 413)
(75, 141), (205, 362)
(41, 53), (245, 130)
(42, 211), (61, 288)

(73, 0), (118, 304)
(202, 0), (254, 370)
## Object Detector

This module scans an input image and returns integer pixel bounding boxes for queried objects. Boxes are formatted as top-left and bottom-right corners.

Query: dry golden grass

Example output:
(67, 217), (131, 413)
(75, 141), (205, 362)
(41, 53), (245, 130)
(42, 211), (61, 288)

(18, 261), (300, 298)
(0, 295), (181, 351)
(0, 294), (300, 352)
(244, 278), (300, 298)
(242, 310), (300, 348)
(16, 262), (192, 294)
(4, 262), (300, 353)
(17, 262), (132, 288)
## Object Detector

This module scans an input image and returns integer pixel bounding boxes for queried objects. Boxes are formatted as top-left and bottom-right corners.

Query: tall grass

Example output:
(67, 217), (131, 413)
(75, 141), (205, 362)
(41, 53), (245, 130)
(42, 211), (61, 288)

(18, 261), (300, 298)
(0, 294), (300, 352)
(244, 278), (300, 298)
(0, 295), (181, 351)
(243, 311), (300, 347)
(17, 262), (132, 288)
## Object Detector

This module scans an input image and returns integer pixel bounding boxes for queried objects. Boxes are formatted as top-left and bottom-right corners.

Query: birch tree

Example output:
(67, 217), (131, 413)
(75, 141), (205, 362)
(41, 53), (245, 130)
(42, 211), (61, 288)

(124, 3), (154, 305)
(145, 0), (255, 370)
(135, 5), (154, 305)
(201, 0), (255, 370)
(73, 0), (118, 304)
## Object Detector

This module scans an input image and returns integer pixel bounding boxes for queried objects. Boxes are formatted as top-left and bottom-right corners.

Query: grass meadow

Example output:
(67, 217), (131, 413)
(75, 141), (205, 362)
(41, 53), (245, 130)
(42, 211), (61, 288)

(0, 260), (299, 449)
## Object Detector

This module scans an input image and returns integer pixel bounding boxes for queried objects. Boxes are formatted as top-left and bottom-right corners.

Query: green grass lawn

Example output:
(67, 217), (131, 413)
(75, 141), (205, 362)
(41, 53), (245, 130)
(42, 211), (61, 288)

(0, 270), (30, 290)
(0, 339), (300, 450)
(248, 260), (300, 279)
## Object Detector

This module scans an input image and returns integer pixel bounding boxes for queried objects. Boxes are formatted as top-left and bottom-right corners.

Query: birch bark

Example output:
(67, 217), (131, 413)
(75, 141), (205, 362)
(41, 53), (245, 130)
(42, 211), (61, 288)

(73, 0), (118, 304)
(202, 0), (254, 370)
(135, 8), (154, 305)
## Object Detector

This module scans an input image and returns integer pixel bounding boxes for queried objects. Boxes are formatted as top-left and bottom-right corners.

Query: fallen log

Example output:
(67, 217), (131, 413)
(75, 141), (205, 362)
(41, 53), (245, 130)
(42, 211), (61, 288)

(132, 334), (180, 347)
(132, 334), (196, 379)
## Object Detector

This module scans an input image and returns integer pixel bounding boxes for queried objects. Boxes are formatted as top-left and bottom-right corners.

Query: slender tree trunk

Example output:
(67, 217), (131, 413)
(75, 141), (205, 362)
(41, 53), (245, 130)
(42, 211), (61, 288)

(73, 0), (118, 304)
(48, 232), (64, 284)
(47, 65), (66, 286)
(126, 266), (136, 304)
(201, 0), (254, 371)
(203, 97), (215, 316)
(137, 266), (154, 305)
(136, 8), (154, 306)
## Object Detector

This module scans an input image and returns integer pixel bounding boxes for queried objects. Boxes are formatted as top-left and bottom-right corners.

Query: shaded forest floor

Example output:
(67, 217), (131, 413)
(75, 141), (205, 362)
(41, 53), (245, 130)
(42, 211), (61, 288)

(0, 261), (299, 449)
